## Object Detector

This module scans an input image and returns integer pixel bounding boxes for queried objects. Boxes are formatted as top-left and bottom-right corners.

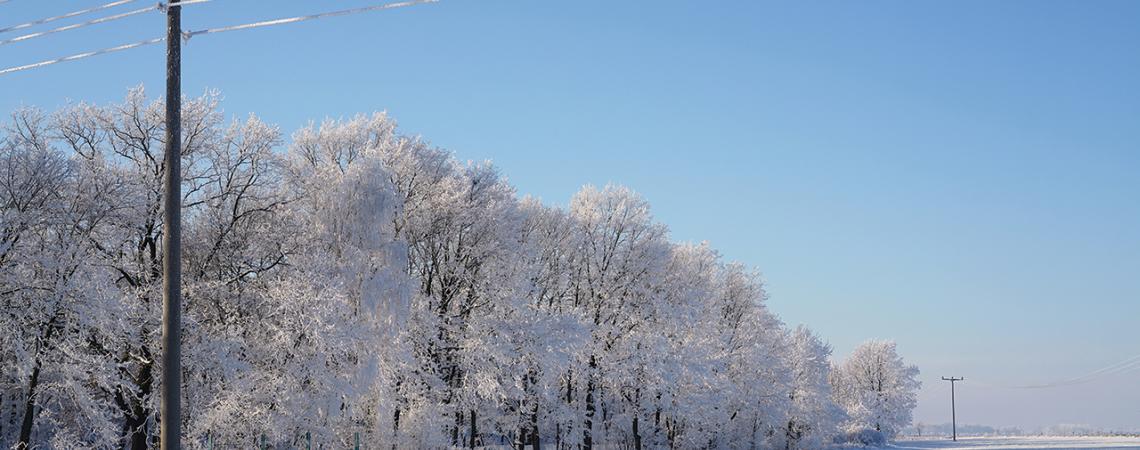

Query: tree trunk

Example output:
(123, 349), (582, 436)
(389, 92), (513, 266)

(601, 387), (609, 438)
(654, 390), (663, 446)
(560, 369), (571, 450)
(392, 377), (402, 450)
(121, 347), (154, 450)
(584, 355), (596, 450)
(565, 370), (572, 403)
(785, 420), (794, 450)
(392, 406), (400, 450)
(16, 359), (42, 449)
(750, 418), (758, 450)
(17, 317), (59, 450)
(469, 408), (477, 449)
(530, 400), (540, 450)
(632, 415), (641, 450)
(126, 405), (149, 450)
(452, 409), (462, 446)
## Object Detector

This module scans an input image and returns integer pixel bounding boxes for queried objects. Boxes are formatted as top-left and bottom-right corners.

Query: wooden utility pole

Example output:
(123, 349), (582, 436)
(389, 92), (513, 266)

(941, 377), (963, 441)
(161, 1), (183, 449)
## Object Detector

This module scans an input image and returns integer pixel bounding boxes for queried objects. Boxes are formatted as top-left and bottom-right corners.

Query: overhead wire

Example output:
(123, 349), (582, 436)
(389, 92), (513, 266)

(0, 0), (213, 46)
(1010, 354), (1140, 389)
(0, 0), (437, 76)
(183, 0), (438, 39)
(0, 0), (212, 76)
(2, 5), (155, 46)
(968, 354), (1140, 390)
(0, 37), (165, 76)
(0, 0), (138, 34)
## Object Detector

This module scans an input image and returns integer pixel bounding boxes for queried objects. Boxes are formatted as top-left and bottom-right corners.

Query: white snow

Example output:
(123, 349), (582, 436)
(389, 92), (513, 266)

(857, 436), (1140, 449)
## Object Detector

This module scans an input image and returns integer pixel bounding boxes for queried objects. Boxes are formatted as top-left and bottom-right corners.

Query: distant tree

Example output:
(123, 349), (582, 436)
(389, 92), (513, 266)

(830, 339), (921, 441)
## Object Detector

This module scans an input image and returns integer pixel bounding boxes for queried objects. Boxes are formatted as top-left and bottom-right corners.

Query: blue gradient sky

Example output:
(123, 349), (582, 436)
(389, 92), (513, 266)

(2, 1), (1138, 430)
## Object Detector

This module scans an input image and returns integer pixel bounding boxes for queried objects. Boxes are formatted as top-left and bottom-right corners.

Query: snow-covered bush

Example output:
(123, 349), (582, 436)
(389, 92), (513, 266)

(835, 427), (887, 447)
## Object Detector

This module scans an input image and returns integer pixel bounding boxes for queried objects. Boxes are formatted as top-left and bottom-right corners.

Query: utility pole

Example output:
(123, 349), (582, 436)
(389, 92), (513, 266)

(941, 377), (963, 441)
(161, 1), (183, 449)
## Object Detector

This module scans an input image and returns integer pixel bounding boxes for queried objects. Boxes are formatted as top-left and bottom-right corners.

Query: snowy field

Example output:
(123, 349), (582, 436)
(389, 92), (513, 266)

(860, 436), (1140, 449)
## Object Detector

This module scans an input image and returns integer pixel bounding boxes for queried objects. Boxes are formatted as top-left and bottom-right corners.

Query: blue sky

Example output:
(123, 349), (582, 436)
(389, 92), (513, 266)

(2, 0), (1138, 430)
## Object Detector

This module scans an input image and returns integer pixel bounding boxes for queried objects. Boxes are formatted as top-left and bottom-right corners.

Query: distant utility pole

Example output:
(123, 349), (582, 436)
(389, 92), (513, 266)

(941, 377), (963, 441)
(161, 2), (183, 449)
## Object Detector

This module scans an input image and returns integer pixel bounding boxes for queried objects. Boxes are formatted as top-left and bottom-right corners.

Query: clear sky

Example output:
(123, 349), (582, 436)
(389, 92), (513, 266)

(2, 0), (1138, 431)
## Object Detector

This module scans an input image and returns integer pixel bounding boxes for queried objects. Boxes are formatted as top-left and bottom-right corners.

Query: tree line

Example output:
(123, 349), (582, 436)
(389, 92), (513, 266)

(0, 89), (920, 449)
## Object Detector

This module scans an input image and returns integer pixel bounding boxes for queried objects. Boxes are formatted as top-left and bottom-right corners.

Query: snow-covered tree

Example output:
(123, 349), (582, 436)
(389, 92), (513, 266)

(0, 90), (921, 449)
(0, 107), (127, 448)
(563, 185), (670, 448)
(784, 325), (845, 449)
(831, 339), (921, 442)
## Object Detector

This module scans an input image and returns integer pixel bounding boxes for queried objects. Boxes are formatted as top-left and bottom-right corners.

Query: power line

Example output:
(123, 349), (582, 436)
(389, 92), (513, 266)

(960, 354), (1140, 390)
(0, 37), (164, 76)
(1, 5), (156, 46)
(1012, 354), (1140, 389)
(183, 0), (438, 39)
(0, 0), (138, 34)
(1, 0), (436, 76)
(0, 0), (211, 46)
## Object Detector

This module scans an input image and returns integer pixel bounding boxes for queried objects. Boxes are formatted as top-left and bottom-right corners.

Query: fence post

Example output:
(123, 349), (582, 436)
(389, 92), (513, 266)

(355, 432), (360, 450)
(306, 431), (312, 450)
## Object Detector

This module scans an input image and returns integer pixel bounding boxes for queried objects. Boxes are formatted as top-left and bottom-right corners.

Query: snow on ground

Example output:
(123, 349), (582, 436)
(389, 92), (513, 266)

(857, 436), (1140, 449)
